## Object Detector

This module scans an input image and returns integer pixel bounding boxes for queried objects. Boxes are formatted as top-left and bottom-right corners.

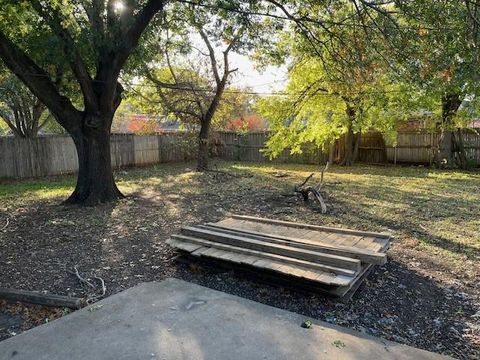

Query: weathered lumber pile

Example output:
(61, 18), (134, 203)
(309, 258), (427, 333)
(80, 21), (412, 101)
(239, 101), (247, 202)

(167, 215), (391, 298)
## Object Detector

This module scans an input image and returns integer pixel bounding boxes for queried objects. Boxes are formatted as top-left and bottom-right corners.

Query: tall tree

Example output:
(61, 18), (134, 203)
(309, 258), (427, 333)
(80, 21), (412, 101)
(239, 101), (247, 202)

(394, 0), (480, 169)
(257, 1), (398, 166)
(136, 3), (268, 170)
(0, 0), (165, 204)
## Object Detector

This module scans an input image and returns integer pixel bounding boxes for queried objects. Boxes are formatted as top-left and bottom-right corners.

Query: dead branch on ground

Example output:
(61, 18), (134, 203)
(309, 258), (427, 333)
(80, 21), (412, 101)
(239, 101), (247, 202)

(294, 162), (330, 213)
(68, 266), (106, 303)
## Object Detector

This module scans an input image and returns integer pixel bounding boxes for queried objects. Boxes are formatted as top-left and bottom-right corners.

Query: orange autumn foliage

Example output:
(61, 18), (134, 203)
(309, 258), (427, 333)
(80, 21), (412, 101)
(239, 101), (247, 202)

(225, 114), (268, 132)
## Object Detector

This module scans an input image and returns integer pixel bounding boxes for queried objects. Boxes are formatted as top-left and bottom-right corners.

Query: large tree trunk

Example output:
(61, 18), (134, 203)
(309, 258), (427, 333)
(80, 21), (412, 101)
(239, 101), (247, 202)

(340, 130), (361, 166)
(341, 126), (354, 166)
(197, 120), (210, 171)
(340, 106), (360, 166)
(453, 129), (468, 169)
(437, 94), (463, 168)
(66, 118), (123, 205)
(437, 128), (454, 168)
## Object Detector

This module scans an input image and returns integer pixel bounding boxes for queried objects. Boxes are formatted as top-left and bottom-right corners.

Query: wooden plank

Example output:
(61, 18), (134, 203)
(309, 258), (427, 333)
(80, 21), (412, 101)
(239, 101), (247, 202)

(191, 246), (210, 256)
(176, 252), (356, 296)
(231, 214), (392, 240)
(202, 224), (387, 265)
(180, 227), (362, 271)
(253, 259), (283, 271)
(329, 265), (374, 300)
(175, 241), (350, 286)
(166, 238), (202, 253)
(216, 250), (237, 262)
(198, 247), (219, 257)
(171, 234), (356, 277)
(354, 237), (383, 251)
(334, 234), (364, 247)
(236, 254), (259, 265)
(0, 288), (86, 309)
(300, 230), (335, 242)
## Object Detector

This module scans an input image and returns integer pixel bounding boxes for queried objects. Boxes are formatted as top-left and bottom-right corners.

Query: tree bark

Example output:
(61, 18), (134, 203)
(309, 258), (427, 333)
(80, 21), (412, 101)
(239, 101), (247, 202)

(352, 131), (361, 163)
(65, 116), (123, 205)
(437, 93), (463, 168)
(453, 129), (468, 169)
(197, 120), (210, 171)
(341, 126), (354, 166)
(328, 141), (335, 164)
(340, 106), (360, 167)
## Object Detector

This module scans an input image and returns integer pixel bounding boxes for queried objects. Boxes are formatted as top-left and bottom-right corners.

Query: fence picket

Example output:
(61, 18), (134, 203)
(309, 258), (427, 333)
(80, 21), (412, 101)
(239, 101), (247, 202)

(1, 130), (479, 180)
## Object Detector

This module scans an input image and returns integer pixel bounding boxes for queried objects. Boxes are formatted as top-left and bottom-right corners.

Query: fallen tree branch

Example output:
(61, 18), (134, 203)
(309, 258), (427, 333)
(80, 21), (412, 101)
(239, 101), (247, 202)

(298, 173), (314, 188)
(294, 162), (330, 213)
(91, 276), (106, 300)
(316, 162), (330, 190)
(0, 288), (86, 309)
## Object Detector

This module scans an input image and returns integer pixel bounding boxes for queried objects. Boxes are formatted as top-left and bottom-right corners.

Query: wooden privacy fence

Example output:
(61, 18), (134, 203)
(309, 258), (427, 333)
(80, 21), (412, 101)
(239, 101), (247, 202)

(0, 133), (197, 180)
(386, 130), (480, 165)
(1, 130), (480, 180)
(217, 130), (480, 166)
(215, 132), (328, 165)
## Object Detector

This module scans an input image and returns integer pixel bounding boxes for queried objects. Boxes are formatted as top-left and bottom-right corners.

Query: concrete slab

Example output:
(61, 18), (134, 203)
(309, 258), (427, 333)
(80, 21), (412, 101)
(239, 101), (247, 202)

(0, 279), (449, 360)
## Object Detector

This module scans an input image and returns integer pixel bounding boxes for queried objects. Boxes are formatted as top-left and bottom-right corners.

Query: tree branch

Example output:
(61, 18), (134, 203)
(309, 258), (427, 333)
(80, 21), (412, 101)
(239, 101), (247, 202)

(0, 30), (81, 132)
(198, 27), (221, 85)
(28, 0), (98, 110)
(98, 0), (165, 111)
(116, 0), (166, 70)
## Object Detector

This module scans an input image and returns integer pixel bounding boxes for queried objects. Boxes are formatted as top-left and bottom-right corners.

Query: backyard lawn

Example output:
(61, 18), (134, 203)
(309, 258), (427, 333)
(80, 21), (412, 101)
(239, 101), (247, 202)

(0, 161), (479, 359)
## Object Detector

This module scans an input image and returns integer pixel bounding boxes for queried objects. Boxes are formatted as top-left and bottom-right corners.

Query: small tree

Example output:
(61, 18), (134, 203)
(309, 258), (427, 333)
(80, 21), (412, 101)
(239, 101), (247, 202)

(137, 3), (269, 171)
(141, 21), (237, 170)
(0, 71), (49, 137)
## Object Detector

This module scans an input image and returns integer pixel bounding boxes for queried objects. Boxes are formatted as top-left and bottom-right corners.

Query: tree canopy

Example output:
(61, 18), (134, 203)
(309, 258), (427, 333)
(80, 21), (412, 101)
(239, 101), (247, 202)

(255, 0), (480, 167)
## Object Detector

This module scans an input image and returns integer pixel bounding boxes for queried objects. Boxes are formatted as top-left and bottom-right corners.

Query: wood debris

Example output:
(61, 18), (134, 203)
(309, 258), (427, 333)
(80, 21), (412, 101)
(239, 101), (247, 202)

(167, 214), (391, 298)
(294, 162), (330, 213)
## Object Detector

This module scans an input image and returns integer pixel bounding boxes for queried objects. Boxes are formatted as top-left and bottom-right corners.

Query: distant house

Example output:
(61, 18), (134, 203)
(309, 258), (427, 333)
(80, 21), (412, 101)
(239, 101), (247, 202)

(398, 119), (428, 130)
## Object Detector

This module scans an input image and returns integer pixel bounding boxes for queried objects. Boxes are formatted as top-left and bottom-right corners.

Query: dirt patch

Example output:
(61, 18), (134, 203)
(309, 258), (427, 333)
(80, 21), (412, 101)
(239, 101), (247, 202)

(0, 162), (479, 359)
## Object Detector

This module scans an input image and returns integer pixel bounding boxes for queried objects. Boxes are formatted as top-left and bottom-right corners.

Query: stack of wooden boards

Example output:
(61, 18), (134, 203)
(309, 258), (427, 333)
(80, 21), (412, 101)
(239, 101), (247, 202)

(167, 215), (392, 298)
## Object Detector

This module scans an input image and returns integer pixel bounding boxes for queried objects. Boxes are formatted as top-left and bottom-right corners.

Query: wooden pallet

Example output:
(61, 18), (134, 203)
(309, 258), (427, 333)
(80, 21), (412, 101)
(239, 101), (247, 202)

(167, 215), (392, 297)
